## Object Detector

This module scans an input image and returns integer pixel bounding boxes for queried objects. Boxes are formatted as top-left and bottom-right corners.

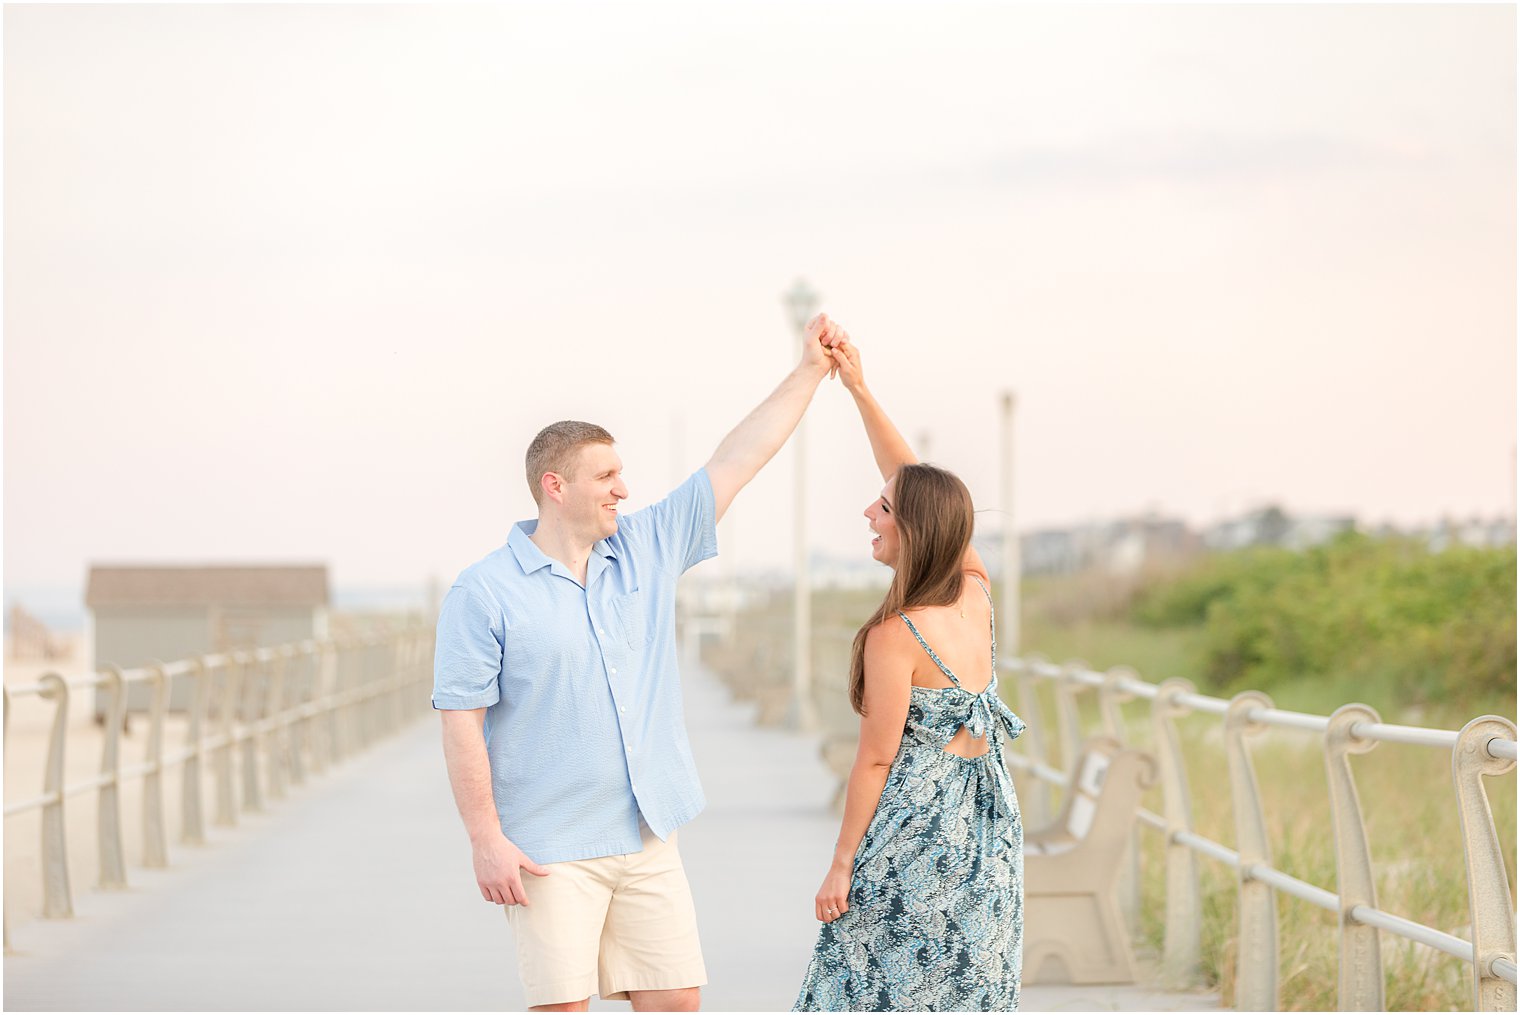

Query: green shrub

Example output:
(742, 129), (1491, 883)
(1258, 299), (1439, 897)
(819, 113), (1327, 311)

(1132, 534), (1516, 707)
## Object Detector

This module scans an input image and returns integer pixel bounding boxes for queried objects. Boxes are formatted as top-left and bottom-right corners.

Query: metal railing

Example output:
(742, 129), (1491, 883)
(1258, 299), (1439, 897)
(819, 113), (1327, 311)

(2, 626), (435, 950)
(1006, 655), (1517, 1012)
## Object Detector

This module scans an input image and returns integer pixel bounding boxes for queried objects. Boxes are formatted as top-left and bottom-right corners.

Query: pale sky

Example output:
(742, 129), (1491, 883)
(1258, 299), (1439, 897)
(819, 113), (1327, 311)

(5, 2), (1515, 595)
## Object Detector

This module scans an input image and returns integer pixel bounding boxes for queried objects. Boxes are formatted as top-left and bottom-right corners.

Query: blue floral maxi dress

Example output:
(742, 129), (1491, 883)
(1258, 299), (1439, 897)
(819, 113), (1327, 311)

(794, 577), (1027, 1012)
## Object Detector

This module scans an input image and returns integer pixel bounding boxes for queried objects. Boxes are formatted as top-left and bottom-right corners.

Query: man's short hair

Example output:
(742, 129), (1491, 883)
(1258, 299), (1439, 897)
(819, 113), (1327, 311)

(525, 421), (615, 505)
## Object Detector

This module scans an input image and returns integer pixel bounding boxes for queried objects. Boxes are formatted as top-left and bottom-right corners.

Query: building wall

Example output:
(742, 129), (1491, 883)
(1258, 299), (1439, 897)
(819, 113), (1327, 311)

(208, 606), (320, 653)
(93, 607), (212, 671)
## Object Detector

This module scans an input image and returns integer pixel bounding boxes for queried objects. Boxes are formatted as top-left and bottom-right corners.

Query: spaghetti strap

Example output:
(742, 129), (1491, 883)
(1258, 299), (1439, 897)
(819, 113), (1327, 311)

(971, 574), (994, 611)
(970, 575), (997, 674)
(896, 612), (964, 689)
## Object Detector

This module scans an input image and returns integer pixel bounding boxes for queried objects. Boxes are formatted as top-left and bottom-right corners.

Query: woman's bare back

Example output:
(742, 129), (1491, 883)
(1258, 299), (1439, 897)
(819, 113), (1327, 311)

(900, 575), (996, 757)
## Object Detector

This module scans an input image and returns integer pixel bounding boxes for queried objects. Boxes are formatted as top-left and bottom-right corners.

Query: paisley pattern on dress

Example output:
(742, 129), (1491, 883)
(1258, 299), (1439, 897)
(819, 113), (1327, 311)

(795, 577), (1026, 1012)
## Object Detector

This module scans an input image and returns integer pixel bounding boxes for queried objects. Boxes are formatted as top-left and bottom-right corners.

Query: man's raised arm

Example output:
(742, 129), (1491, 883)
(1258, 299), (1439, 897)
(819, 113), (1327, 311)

(704, 313), (836, 522)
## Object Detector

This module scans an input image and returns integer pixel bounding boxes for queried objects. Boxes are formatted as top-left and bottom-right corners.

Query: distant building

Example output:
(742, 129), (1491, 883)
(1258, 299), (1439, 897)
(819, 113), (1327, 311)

(977, 512), (1197, 578)
(1283, 514), (1358, 551)
(1204, 506), (1291, 551)
(85, 564), (329, 718)
(1421, 516), (1519, 552)
(1020, 528), (1085, 575)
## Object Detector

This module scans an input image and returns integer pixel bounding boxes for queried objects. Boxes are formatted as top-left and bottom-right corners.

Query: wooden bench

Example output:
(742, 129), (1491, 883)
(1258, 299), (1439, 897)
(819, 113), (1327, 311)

(1024, 736), (1157, 985)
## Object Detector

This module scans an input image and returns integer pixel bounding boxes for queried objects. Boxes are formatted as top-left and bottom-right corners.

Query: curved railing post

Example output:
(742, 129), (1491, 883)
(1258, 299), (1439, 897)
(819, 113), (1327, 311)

(386, 635), (403, 734)
(141, 663), (169, 869)
(361, 638), (378, 748)
(96, 667), (128, 890)
(38, 672), (74, 918)
(327, 639), (345, 763)
(310, 642), (333, 775)
(1054, 657), (1088, 775)
(1225, 690), (1279, 1011)
(1324, 703), (1384, 1011)
(349, 639), (365, 751)
(1453, 715), (1518, 1013)
(1153, 676), (1201, 986)
(1012, 654), (1053, 826)
(3, 688), (10, 951)
(1101, 666), (1142, 931)
(238, 650), (264, 813)
(214, 655), (241, 827)
(287, 644), (312, 786)
(338, 639), (357, 761)
(265, 650), (288, 802)
(181, 658), (208, 845)
(324, 639), (340, 763)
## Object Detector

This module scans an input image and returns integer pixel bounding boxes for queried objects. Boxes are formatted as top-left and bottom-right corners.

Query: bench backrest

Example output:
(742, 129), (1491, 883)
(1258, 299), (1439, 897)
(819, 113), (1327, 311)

(1064, 748), (1111, 839)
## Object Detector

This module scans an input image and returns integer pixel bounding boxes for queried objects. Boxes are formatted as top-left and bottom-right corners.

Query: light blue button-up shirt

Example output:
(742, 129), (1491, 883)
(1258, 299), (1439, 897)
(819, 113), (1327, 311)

(432, 469), (718, 864)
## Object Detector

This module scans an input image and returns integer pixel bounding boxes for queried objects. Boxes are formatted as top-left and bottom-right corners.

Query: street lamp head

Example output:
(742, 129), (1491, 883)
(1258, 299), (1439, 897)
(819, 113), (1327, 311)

(782, 278), (820, 333)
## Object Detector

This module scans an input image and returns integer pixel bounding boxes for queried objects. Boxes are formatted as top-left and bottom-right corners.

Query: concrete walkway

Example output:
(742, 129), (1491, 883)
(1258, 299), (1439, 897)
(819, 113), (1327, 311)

(4, 662), (1225, 1012)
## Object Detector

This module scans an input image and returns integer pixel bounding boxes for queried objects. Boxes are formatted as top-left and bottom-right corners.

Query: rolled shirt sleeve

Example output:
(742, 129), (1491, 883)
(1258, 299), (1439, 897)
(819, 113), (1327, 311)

(637, 468), (719, 574)
(432, 585), (504, 710)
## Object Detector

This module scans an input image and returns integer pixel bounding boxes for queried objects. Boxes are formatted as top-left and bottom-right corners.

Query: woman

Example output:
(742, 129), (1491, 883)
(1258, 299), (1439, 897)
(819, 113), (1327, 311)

(794, 332), (1026, 1012)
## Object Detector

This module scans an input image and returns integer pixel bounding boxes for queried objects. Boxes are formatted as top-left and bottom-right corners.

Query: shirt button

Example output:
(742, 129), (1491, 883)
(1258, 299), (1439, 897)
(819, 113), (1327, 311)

(610, 667), (618, 675)
(619, 706), (626, 713)
(597, 628), (605, 635)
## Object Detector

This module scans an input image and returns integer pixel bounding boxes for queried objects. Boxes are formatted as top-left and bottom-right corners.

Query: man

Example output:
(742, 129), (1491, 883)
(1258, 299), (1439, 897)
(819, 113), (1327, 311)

(433, 313), (840, 1012)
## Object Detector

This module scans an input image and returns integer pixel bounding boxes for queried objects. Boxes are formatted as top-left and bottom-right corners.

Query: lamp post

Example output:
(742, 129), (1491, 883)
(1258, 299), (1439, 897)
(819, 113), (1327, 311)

(999, 391), (1020, 656)
(783, 278), (819, 732)
(1002, 389), (1050, 826)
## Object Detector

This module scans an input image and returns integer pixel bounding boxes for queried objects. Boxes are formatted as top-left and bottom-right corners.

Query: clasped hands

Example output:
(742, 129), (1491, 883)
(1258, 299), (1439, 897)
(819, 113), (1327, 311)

(801, 313), (865, 394)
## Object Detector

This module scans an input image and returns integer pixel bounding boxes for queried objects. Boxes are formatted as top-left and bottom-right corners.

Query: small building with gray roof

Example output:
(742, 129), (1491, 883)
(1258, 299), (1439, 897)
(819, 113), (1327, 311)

(85, 564), (329, 717)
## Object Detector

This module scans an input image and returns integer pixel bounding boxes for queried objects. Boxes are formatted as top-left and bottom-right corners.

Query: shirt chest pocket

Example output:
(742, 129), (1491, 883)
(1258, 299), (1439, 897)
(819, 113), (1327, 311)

(609, 589), (652, 649)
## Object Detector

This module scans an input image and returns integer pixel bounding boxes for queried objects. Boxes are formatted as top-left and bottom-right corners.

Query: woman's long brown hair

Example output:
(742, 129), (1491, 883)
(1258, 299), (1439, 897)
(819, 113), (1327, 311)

(848, 463), (976, 715)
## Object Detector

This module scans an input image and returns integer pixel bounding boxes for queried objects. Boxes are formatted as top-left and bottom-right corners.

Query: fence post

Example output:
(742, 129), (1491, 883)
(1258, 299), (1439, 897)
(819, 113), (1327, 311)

(1225, 690), (1279, 1011)
(1453, 715), (1518, 1013)
(1054, 658), (1088, 774)
(238, 651), (265, 813)
(333, 639), (353, 763)
(287, 644), (313, 786)
(96, 667), (128, 890)
(3, 688), (11, 950)
(38, 673), (74, 918)
(1324, 703), (1384, 1011)
(214, 656), (240, 827)
(387, 635), (402, 733)
(1101, 666), (1142, 933)
(361, 638), (378, 748)
(311, 642), (334, 775)
(181, 658), (208, 845)
(1153, 677), (1201, 986)
(265, 650), (288, 802)
(1012, 655), (1053, 826)
(141, 663), (170, 868)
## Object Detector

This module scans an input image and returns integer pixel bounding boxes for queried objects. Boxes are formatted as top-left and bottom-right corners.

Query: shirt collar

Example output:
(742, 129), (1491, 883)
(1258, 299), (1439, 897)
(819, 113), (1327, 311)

(507, 522), (551, 574)
(508, 520), (618, 577)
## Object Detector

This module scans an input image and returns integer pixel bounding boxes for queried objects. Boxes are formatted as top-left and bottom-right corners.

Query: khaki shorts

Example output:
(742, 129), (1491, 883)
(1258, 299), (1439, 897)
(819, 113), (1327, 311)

(507, 825), (707, 1007)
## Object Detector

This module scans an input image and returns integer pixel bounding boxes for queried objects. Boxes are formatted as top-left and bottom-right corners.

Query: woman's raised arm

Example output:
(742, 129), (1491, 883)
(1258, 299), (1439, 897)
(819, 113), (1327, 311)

(827, 336), (989, 582)
(827, 338), (915, 482)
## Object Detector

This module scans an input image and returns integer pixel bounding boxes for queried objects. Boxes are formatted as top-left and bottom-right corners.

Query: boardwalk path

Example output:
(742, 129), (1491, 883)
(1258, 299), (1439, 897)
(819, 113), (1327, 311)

(4, 660), (1224, 1012)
